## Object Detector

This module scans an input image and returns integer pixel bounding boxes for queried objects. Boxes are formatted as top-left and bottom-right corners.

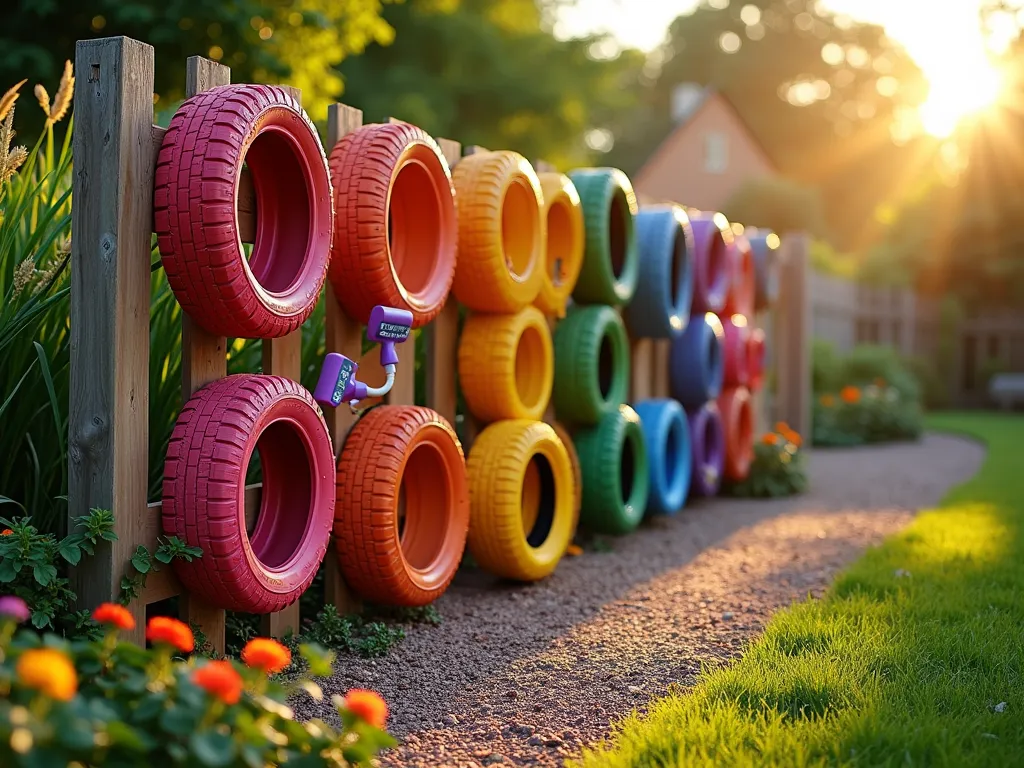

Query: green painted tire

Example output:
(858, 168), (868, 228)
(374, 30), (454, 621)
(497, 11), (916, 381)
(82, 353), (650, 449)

(567, 168), (639, 305)
(552, 305), (630, 425)
(575, 404), (650, 535)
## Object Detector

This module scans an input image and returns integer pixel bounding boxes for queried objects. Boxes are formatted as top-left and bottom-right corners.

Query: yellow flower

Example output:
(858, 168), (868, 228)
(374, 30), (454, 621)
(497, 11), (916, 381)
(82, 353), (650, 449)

(16, 648), (77, 701)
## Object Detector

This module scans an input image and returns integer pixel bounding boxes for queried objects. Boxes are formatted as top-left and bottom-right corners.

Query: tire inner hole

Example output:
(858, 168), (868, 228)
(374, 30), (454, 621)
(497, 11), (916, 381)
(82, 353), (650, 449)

(397, 442), (450, 571)
(619, 430), (636, 506)
(515, 324), (546, 412)
(521, 454), (556, 549)
(502, 178), (538, 278)
(598, 332), (615, 400)
(664, 418), (681, 492)
(546, 199), (574, 287)
(608, 190), (628, 279)
(389, 159), (438, 296)
(670, 224), (685, 310)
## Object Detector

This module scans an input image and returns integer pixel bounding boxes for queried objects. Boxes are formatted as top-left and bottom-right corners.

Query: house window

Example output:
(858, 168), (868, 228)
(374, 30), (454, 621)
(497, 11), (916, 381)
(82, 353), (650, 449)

(704, 132), (728, 173)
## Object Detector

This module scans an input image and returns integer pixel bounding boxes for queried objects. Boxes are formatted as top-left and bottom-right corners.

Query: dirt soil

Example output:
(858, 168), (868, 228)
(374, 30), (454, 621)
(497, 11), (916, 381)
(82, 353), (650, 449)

(295, 433), (985, 767)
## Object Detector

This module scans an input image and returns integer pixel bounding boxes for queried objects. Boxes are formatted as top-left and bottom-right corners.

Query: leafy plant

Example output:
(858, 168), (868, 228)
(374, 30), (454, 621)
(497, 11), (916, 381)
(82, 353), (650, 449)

(119, 537), (204, 606)
(0, 600), (396, 766)
(813, 383), (923, 447)
(725, 423), (808, 498)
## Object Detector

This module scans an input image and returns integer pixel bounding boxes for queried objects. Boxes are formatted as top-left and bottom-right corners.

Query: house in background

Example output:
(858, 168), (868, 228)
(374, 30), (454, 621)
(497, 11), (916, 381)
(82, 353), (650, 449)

(633, 83), (776, 211)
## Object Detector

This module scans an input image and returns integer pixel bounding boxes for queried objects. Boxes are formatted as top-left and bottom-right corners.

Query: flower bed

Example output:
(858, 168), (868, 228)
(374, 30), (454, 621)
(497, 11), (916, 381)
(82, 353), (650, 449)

(724, 422), (808, 498)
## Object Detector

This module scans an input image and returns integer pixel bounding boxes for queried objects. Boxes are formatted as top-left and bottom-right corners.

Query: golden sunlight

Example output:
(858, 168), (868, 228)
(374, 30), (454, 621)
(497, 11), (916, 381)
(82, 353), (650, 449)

(918, 59), (1003, 138)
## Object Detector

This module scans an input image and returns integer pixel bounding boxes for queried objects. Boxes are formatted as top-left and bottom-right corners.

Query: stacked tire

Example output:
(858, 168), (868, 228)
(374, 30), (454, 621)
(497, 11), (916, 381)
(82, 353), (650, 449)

(453, 151), (578, 582)
(552, 169), (650, 535)
(624, 205), (696, 517)
(324, 121), (471, 607)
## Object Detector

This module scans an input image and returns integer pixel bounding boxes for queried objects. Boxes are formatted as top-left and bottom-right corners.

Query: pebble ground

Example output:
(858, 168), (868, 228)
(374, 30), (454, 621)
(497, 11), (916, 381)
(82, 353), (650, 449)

(295, 433), (985, 767)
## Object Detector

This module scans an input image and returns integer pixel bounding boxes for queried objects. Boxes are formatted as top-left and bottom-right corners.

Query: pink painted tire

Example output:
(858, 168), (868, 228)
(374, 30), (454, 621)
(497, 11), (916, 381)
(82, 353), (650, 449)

(722, 234), (755, 319)
(721, 316), (751, 388)
(162, 374), (335, 614)
(155, 85), (333, 339)
(748, 327), (766, 391)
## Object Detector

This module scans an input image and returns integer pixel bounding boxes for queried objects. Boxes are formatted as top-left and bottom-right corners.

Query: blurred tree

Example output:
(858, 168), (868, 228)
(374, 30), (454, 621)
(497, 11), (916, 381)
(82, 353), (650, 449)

(0, 0), (397, 132)
(602, 0), (929, 251)
(336, 0), (642, 167)
(722, 174), (827, 238)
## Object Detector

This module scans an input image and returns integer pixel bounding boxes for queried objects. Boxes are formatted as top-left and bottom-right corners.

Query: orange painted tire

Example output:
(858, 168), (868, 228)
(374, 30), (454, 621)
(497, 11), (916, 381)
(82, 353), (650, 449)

(451, 151), (544, 313)
(717, 386), (754, 483)
(457, 305), (554, 422)
(328, 123), (457, 328)
(334, 405), (470, 606)
(534, 173), (585, 318)
(551, 421), (582, 543)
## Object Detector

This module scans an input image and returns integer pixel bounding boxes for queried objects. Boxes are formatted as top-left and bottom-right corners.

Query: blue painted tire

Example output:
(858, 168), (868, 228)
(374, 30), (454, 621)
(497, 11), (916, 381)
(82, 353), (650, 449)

(624, 205), (694, 339)
(632, 398), (691, 516)
(746, 228), (780, 312)
(669, 312), (724, 408)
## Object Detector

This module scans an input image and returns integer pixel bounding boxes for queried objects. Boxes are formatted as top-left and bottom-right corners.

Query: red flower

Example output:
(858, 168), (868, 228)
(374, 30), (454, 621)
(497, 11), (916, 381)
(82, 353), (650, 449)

(343, 689), (389, 729)
(146, 616), (195, 653)
(192, 660), (244, 705)
(92, 602), (136, 631)
(241, 637), (292, 674)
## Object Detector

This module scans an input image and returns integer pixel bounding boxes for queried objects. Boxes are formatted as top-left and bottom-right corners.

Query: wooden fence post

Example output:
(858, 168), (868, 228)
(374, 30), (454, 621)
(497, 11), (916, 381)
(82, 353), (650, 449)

(68, 36), (156, 644)
(773, 231), (811, 442)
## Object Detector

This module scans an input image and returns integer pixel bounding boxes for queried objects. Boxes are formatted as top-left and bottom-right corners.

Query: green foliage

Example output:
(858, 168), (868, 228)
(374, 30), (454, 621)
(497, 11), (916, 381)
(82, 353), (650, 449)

(721, 175), (828, 239)
(119, 537), (204, 606)
(813, 384), (923, 447)
(808, 239), (859, 280)
(725, 428), (807, 498)
(0, 509), (114, 632)
(573, 412), (1024, 768)
(336, 0), (642, 167)
(0, 617), (396, 766)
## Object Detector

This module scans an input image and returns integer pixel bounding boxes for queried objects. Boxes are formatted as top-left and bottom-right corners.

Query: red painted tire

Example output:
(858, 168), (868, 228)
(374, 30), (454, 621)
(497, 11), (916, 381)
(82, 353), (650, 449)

(722, 234), (756, 318)
(748, 327), (766, 391)
(721, 316), (751, 388)
(334, 405), (470, 606)
(717, 386), (754, 483)
(162, 375), (335, 613)
(328, 123), (457, 328)
(155, 85), (333, 339)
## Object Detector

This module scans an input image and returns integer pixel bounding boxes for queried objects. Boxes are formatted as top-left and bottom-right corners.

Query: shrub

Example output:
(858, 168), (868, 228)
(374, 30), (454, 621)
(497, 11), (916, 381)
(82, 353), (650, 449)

(813, 383), (922, 447)
(725, 423), (808, 498)
(0, 598), (396, 767)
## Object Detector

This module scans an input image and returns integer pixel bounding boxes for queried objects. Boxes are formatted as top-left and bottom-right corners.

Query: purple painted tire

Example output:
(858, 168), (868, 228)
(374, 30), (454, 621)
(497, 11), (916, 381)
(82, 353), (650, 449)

(689, 213), (732, 315)
(686, 401), (725, 497)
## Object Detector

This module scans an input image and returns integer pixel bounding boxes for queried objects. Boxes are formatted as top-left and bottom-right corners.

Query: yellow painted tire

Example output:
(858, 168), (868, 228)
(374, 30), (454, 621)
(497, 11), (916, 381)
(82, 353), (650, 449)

(466, 419), (575, 581)
(458, 306), (554, 422)
(534, 173), (585, 318)
(551, 421), (582, 547)
(451, 151), (544, 313)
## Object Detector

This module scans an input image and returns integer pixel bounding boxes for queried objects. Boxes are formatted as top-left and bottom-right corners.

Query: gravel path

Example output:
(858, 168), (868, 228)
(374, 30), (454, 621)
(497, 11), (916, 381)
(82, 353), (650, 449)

(298, 433), (985, 767)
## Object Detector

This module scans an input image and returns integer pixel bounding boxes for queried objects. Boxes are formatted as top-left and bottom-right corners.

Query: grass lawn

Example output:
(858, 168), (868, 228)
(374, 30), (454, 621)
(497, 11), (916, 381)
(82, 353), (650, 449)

(573, 412), (1023, 767)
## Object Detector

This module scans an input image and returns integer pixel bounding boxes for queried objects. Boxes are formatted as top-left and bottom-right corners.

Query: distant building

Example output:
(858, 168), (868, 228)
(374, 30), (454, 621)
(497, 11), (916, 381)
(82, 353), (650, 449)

(633, 83), (776, 212)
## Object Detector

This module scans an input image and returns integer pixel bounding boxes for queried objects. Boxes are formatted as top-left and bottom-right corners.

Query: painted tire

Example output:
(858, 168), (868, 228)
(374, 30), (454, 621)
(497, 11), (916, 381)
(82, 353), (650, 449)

(689, 213), (733, 315)
(722, 316), (751, 388)
(334, 405), (470, 606)
(162, 375), (334, 613)
(632, 398), (692, 516)
(669, 312), (724, 408)
(722, 234), (756, 319)
(458, 306), (554, 422)
(551, 421), (583, 545)
(717, 386), (754, 483)
(155, 85), (332, 339)
(328, 123), (457, 328)
(746, 228), (781, 311)
(575, 405), (650, 535)
(451, 151), (544, 313)
(466, 420), (575, 581)
(552, 304), (630, 425)
(567, 168), (639, 305)
(624, 204), (695, 339)
(748, 327), (767, 391)
(687, 402), (725, 497)
(534, 173), (585, 318)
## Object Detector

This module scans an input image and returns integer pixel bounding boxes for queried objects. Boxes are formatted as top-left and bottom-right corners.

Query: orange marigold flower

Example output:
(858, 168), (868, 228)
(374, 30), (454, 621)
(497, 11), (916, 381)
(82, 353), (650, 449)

(241, 637), (292, 674)
(819, 394), (835, 408)
(343, 688), (389, 729)
(92, 602), (135, 631)
(1, 529), (12, 535)
(785, 430), (803, 448)
(193, 660), (244, 705)
(762, 432), (779, 445)
(146, 616), (195, 653)
(840, 385), (861, 404)
(16, 648), (77, 701)
(774, 421), (790, 434)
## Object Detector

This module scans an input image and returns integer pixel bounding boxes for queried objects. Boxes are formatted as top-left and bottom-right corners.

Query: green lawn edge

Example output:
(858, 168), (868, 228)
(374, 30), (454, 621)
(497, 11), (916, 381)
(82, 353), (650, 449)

(572, 411), (1023, 768)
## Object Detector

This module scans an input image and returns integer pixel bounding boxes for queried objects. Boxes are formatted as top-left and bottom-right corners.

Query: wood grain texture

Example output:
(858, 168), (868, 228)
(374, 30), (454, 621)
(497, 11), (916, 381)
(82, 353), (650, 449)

(651, 340), (671, 399)
(68, 36), (156, 645)
(630, 339), (654, 402)
(322, 102), (365, 616)
(774, 233), (812, 442)
(177, 55), (231, 655)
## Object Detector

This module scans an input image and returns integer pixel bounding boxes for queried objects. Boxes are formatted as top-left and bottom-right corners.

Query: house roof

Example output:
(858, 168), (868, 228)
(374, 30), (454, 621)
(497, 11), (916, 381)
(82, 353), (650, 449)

(634, 86), (777, 184)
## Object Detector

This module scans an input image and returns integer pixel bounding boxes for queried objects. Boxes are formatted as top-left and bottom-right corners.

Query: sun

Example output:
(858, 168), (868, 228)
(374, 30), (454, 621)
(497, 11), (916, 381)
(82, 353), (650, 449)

(918, 60), (1003, 138)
